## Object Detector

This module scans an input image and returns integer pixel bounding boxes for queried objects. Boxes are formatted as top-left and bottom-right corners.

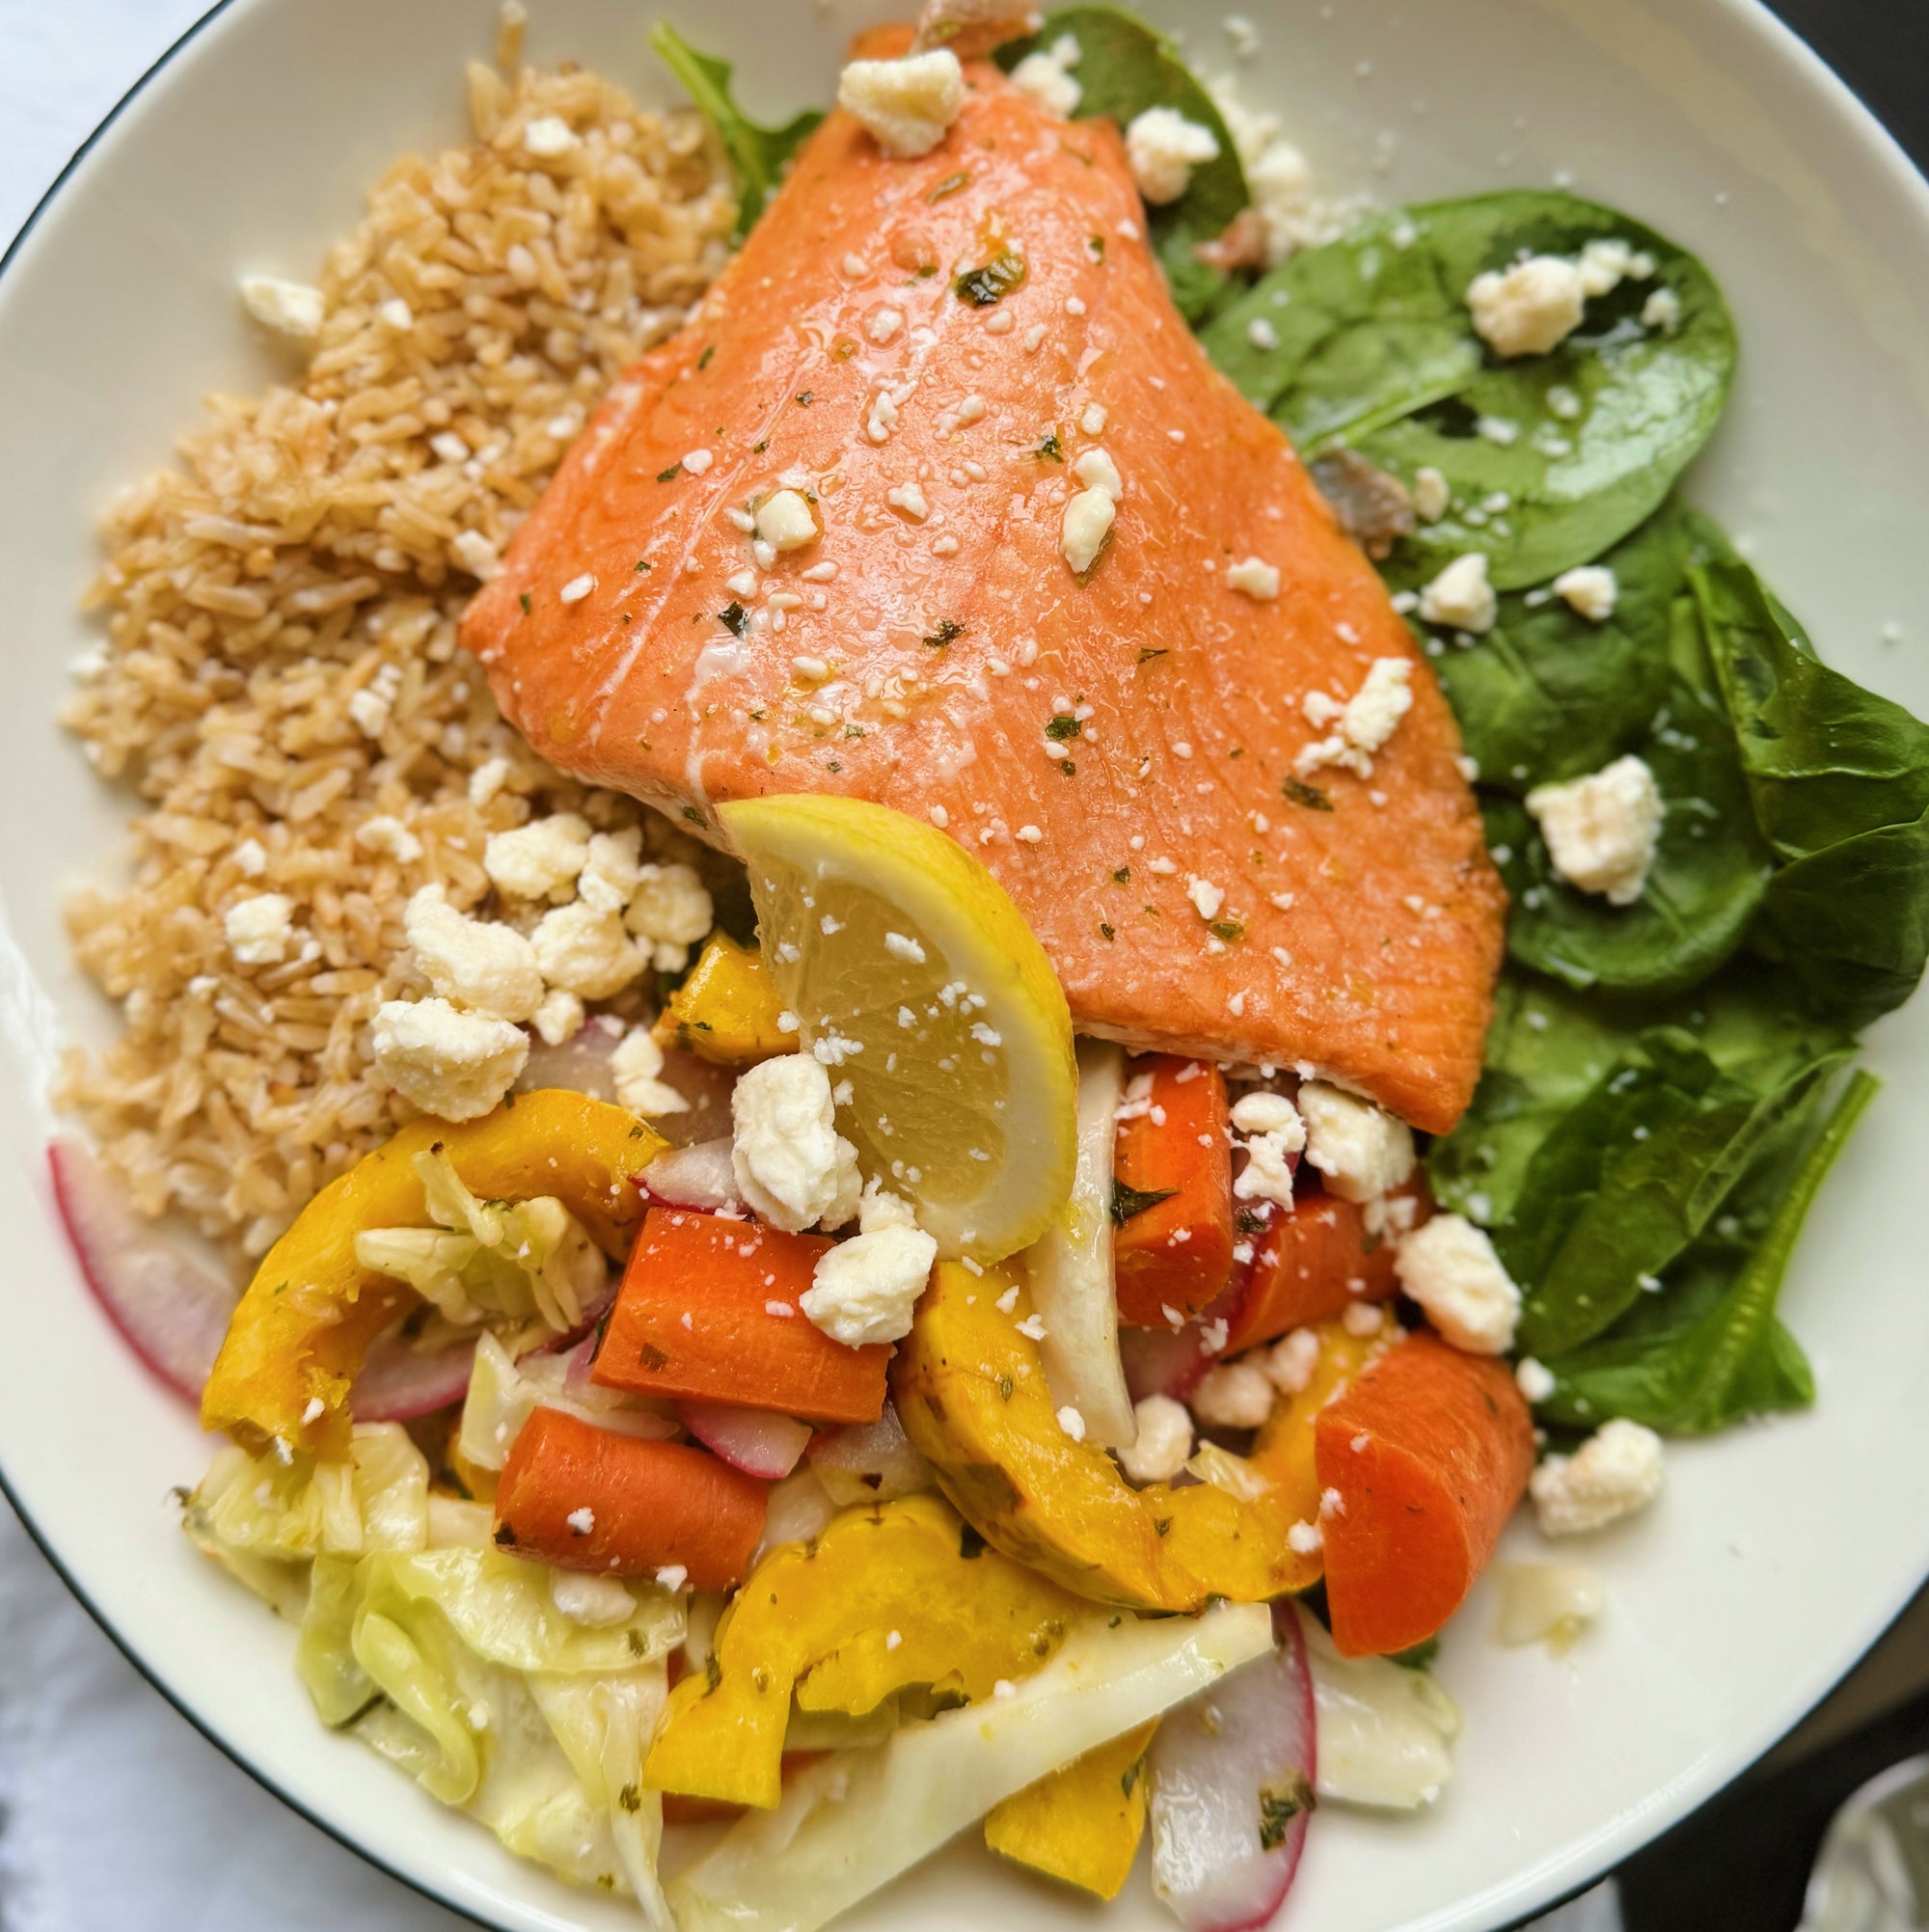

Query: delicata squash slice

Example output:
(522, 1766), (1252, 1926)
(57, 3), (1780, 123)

(895, 1263), (1346, 1610)
(645, 1492), (1083, 1810)
(201, 1092), (666, 1459)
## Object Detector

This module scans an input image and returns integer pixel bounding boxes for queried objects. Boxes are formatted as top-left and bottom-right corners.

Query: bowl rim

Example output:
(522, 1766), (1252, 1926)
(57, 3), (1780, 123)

(4, 0), (1929, 1928)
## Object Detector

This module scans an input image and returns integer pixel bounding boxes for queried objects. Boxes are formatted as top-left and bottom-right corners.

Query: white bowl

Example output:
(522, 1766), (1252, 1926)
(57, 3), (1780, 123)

(4, 1), (1929, 1927)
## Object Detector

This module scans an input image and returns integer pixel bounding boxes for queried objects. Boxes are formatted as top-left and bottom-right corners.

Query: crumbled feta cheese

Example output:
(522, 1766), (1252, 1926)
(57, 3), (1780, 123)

(1189, 1359), (1275, 1429)
(857, 1176), (919, 1234)
(1516, 1356), (1557, 1403)
(449, 530), (501, 581)
(610, 1026), (690, 1119)
(1287, 1519), (1323, 1555)
(1263, 1327), (1320, 1396)
(550, 1569), (636, 1626)
(1125, 105), (1221, 206)
(1186, 876), (1225, 921)
(523, 115), (579, 156)
(1230, 1091), (1300, 1137)
(755, 489), (819, 552)
(377, 296), (413, 333)
(887, 481), (930, 522)
(354, 815), (421, 864)
(240, 274), (326, 340)
(866, 391), (900, 443)
(1297, 1081), (1415, 1203)
(1073, 449), (1123, 500)
(1061, 489), (1116, 575)
(404, 884), (544, 1022)
(577, 827), (643, 914)
(1553, 564), (1617, 622)
(683, 449), (714, 476)
(625, 862), (714, 970)
(1641, 286), (1682, 334)
(1465, 254), (1588, 358)
(867, 307), (904, 345)
(232, 837), (267, 876)
(1531, 1418), (1665, 1537)
(801, 1222), (938, 1347)
(1080, 402), (1108, 436)
(1394, 1211), (1520, 1354)
(1577, 236), (1634, 297)
(531, 987), (584, 1048)
(370, 996), (529, 1122)
(1233, 1126), (1300, 1210)
(225, 893), (295, 966)
(1246, 316), (1280, 352)
(530, 901), (644, 1000)
(1419, 553), (1498, 635)
(484, 813), (591, 901)
(1226, 556), (1281, 601)
(468, 757), (511, 808)
(1008, 46), (1082, 120)
(1410, 466), (1451, 523)
(1526, 754), (1663, 906)
(1117, 1394), (1193, 1483)
(731, 1053), (856, 1233)
(1295, 658), (1415, 780)
(837, 50), (965, 159)
(1342, 1301), (1384, 1337)
(566, 1507), (596, 1536)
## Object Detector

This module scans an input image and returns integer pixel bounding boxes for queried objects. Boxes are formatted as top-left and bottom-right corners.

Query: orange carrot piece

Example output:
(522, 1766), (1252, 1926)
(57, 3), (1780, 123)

(493, 1406), (766, 1590)
(592, 1208), (891, 1425)
(1220, 1181), (1429, 1356)
(1313, 1334), (1534, 1656)
(1114, 1056), (1235, 1326)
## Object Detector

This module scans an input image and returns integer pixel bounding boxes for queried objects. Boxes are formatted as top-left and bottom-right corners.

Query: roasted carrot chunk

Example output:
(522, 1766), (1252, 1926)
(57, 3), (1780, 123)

(592, 1208), (890, 1425)
(493, 1406), (766, 1590)
(1219, 1180), (1428, 1356)
(1313, 1334), (1535, 1656)
(1113, 1056), (1235, 1326)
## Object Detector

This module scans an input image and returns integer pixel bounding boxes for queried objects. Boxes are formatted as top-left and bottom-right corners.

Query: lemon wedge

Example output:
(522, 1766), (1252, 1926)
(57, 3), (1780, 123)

(718, 795), (1076, 1262)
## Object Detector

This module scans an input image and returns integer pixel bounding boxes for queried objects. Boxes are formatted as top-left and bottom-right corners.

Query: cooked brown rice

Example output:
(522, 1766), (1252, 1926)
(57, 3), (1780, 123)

(59, 39), (737, 1269)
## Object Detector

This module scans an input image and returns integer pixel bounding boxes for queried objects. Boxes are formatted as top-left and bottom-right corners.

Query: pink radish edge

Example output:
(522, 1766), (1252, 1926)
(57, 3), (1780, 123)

(678, 1399), (812, 1479)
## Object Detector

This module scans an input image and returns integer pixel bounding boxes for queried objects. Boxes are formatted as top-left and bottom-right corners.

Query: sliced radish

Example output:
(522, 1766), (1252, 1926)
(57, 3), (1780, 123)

(1148, 1599), (1317, 1932)
(678, 1399), (812, 1479)
(808, 1400), (934, 1501)
(517, 1013), (627, 1100)
(48, 1137), (236, 1403)
(642, 1136), (743, 1213)
(353, 1334), (476, 1422)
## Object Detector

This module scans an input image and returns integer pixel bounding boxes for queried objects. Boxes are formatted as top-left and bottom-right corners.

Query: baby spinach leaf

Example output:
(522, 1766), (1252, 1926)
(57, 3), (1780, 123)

(1429, 500), (1698, 794)
(999, 7), (1249, 322)
(1539, 1068), (1875, 1433)
(1510, 1033), (1846, 1358)
(1695, 558), (1929, 1027)
(1486, 669), (1773, 998)
(1200, 211), (1482, 450)
(650, 23), (824, 239)
(1360, 194), (1734, 587)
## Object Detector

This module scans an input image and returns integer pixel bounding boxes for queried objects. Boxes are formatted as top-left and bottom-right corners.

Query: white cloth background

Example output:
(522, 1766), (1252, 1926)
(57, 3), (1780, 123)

(0, 6), (1617, 1930)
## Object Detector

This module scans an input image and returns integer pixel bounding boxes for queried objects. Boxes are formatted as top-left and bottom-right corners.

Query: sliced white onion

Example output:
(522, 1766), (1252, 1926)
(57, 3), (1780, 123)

(807, 1401), (936, 1504)
(642, 1136), (743, 1212)
(519, 1020), (736, 1148)
(1298, 1607), (1459, 1810)
(1024, 1040), (1136, 1447)
(1149, 1602), (1317, 1932)
(48, 1137), (236, 1403)
(752, 1466), (840, 1564)
(679, 1399), (812, 1479)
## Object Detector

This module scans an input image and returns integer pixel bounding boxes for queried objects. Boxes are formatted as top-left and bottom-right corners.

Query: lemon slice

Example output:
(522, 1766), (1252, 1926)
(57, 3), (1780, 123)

(719, 795), (1076, 1262)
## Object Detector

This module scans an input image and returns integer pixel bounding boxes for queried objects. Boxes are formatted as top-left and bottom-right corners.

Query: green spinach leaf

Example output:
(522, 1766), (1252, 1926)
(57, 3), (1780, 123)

(998, 6), (1249, 322)
(1428, 500), (1698, 795)
(1200, 211), (1482, 449)
(1696, 558), (1929, 1027)
(1508, 1029), (1846, 1357)
(650, 23), (824, 239)
(1364, 195), (1732, 587)
(1539, 1068), (1875, 1433)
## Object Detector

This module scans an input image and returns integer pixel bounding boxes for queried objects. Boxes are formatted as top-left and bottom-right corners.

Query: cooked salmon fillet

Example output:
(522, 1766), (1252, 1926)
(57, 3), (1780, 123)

(462, 51), (1506, 1133)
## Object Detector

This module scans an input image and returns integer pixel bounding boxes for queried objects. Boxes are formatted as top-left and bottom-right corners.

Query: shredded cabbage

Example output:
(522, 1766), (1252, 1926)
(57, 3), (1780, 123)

(1299, 1610), (1460, 1809)
(296, 1545), (682, 1919)
(354, 1148), (609, 1340)
(669, 1601), (1272, 1932)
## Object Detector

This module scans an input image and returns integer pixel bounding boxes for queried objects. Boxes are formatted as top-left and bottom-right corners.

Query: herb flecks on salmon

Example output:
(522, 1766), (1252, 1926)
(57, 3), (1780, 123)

(461, 48), (1505, 1134)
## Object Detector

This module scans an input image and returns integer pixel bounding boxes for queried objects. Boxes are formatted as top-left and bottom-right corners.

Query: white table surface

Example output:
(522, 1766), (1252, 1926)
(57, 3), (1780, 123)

(0, 7), (1617, 1931)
